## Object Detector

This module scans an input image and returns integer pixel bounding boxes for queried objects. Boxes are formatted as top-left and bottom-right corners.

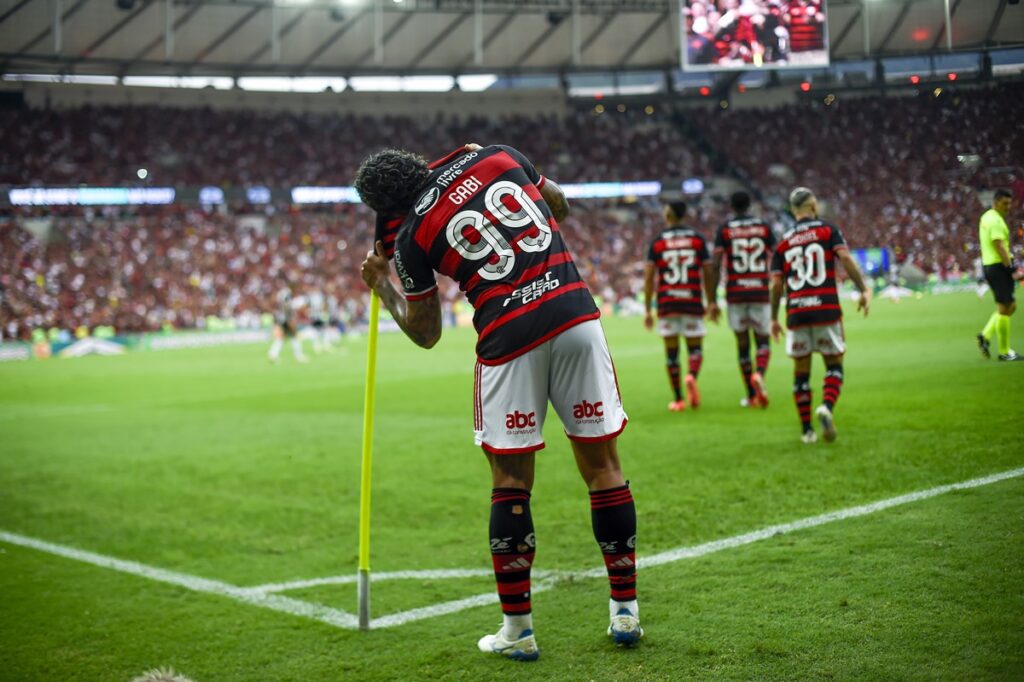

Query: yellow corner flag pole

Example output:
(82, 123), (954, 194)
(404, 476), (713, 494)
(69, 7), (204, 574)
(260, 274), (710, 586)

(358, 292), (381, 631)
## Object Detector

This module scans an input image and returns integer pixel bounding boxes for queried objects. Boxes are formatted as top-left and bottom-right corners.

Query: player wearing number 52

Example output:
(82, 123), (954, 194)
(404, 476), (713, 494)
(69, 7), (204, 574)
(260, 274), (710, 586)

(356, 144), (642, 661)
(769, 187), (871, 444)
(643, 198), (720, 412)
(711, 191), (777, 409)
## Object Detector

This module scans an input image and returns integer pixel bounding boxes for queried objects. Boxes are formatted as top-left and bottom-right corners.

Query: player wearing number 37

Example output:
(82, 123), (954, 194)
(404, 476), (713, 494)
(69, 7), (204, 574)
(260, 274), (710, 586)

(356, 144), (642, 661)
(769, 187), (871, 444)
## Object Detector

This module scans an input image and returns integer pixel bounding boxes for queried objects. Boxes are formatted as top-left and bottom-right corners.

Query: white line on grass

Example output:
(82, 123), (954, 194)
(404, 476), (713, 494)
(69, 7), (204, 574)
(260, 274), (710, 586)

(1, 466), (1021, 630)
(248, 568), (570, 594)
(0, 531), (356, 630)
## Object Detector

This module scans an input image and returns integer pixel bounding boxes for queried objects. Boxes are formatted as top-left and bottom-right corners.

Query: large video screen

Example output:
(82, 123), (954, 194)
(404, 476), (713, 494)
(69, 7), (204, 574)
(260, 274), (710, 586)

(682, 1), (830, 71)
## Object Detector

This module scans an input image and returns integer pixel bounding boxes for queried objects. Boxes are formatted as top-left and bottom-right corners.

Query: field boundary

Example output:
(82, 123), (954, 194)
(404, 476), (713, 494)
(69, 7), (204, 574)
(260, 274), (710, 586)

(2, 466), (1021, 630)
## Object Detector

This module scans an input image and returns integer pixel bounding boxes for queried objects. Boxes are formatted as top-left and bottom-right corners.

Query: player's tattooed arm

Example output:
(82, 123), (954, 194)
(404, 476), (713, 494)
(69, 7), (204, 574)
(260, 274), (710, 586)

(540, 179), (570, 221)
(836, 247), (871, 317)
(361, 241), (442, 348)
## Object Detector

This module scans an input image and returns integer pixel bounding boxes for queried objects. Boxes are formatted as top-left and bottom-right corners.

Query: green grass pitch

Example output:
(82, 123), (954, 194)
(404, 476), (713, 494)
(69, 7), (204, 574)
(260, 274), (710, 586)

(1, 292), (1022, 681)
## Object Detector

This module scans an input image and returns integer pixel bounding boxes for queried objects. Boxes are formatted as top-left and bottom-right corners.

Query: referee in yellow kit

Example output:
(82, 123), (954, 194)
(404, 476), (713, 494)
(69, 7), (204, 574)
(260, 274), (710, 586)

(977, 188), (1021, 361)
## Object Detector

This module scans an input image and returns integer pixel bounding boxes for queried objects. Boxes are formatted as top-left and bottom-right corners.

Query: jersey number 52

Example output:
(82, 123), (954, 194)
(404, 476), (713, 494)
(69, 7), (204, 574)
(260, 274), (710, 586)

(730, 237), (766, 274)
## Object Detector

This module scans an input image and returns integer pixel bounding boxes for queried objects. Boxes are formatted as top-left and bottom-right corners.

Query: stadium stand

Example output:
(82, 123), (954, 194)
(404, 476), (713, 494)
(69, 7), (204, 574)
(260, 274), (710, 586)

(2, 83), (1022, 340)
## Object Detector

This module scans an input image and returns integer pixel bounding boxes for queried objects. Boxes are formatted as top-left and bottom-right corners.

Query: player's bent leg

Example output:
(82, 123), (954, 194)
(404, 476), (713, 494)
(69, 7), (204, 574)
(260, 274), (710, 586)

(571, 439), (642, 646)
(480, 452), (539, 661)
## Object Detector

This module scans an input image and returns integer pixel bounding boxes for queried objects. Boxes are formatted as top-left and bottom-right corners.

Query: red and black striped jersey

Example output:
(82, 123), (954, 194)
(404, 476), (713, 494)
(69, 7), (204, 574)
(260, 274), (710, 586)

(392, 145), (599, 365)
(646, 226), (710, 317)
(770, 218), (848, 328)
(713, 215), (775, 304)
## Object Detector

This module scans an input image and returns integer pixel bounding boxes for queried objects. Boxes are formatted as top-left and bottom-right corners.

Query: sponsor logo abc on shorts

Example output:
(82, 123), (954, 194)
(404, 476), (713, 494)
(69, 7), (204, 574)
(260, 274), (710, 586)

(572, 399), (604, 425)
(505, 410), (537, 434)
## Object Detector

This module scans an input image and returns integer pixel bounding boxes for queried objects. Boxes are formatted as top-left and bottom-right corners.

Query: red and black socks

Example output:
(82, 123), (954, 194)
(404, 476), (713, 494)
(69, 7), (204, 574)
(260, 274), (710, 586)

(590, 484), (638, 615)
(665, 346), (682, 401)
(755, 336), (771, 376)
(687, 344), (703, 378)
(738, 338), (754, 398)
(794, 373), (813, 433)
(489, 488), (535, 636)
(823, 363), (844, 411)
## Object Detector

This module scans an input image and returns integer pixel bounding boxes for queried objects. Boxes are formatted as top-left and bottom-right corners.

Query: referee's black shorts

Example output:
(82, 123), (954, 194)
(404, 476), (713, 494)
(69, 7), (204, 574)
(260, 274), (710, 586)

(983, 263), (1016, 305)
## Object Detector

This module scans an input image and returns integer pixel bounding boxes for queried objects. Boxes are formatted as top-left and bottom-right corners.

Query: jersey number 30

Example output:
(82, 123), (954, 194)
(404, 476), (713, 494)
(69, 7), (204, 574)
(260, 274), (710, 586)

(784, 243), (827, 290)
(445, 181), (552, 281)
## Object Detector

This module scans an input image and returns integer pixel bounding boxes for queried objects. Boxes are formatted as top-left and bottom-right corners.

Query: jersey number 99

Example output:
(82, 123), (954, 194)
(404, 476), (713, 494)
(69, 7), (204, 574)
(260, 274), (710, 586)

(445, 181), (552, 281)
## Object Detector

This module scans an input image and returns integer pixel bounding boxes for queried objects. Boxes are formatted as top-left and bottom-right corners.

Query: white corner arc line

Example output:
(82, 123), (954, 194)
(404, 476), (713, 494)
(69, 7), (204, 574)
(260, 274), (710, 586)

(1, 466), (1021, 631)
(249, 568), (569, 594)
(0, 531), (357, 630)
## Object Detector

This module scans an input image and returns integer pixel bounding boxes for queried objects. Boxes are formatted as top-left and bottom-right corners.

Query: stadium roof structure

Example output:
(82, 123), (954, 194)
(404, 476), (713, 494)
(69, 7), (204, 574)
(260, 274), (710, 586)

(0, 0), (1021, 80)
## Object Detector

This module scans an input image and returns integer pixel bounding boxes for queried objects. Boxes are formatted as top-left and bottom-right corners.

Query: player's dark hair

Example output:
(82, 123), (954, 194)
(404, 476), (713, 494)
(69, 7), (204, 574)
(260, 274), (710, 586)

(354, 148), (431, 214)
(666, 201), (687, 220)
(730, 191), (752, 214)
(993, 188), (1012, 201)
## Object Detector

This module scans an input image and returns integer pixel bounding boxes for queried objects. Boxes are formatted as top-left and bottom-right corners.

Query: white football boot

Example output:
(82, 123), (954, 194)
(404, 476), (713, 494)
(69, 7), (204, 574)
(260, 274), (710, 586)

(477, 626), (539, 661)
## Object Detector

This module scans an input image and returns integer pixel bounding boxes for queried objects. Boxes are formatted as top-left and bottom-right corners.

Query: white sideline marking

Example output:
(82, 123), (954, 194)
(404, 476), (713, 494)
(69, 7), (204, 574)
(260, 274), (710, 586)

(366, 466), (1024, 627)
(1, 466), (1021, 630)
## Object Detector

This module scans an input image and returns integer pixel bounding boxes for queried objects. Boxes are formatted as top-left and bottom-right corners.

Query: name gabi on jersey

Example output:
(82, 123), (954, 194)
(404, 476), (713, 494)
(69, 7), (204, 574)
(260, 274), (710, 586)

(448, 175), (483, 205)
(503, 272), (561, 307)
(435, 152), (479, 188)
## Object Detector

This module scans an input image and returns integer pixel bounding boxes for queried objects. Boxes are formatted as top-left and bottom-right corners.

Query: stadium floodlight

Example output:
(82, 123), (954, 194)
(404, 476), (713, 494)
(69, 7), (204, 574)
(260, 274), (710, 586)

(456, 74), (497, 92)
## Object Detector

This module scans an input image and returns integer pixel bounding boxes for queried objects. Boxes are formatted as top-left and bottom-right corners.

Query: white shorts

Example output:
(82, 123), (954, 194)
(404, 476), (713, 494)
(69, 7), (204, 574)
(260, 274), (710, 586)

(786, 322), (846, 358)
(473, 319), (628, 454)
(727, 302), (772, 336)
(657, 314), (706, 339)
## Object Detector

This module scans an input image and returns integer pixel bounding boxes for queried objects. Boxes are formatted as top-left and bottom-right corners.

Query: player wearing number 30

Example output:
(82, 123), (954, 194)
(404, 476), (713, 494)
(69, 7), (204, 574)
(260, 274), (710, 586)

(769, 188), (871, 444)
(356, 144), (640, 661)
(644, 199), (720, 411)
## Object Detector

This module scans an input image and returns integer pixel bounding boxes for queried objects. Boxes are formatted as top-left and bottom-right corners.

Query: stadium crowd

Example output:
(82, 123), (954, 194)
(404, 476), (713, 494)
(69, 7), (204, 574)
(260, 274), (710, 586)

(2, 84), (1021, 340)
(699, 85), (1024, 277)
(0, 106), (706, 187)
